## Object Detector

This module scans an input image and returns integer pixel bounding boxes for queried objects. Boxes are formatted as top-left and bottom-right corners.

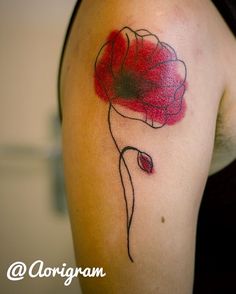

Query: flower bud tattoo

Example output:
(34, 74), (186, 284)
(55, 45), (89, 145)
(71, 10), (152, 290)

(94, 27), (187, 262)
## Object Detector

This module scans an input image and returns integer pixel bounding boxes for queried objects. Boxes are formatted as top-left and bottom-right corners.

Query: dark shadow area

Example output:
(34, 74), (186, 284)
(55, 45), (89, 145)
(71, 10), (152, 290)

(194, 160), (236, 293)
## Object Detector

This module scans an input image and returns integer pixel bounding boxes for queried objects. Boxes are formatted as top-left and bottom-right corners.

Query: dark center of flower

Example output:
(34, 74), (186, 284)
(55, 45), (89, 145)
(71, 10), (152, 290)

(114, 71), (142, 100)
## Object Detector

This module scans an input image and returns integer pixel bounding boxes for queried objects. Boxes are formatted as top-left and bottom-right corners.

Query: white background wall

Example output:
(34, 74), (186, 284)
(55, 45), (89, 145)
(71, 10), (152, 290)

(0, 1), (81, 293)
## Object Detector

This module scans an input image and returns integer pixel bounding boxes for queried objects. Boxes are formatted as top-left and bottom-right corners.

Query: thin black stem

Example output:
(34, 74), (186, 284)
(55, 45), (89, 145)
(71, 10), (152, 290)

(108, 103), (137, 262)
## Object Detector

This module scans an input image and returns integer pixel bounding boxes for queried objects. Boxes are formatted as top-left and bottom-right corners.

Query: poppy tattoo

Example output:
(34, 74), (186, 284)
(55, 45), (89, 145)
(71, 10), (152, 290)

(94, 27), (187, 262)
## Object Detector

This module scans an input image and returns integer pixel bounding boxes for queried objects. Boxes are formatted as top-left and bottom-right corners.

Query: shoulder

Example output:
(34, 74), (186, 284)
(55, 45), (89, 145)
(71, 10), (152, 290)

(206, 2), (236, 174)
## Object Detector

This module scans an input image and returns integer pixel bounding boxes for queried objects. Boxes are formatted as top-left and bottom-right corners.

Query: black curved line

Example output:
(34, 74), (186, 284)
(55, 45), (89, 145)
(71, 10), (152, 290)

(165, 60), (187, 116)
(134, 30), (161, 58)
(111, 94), (184, 127)
(119, 147), (136, 262)
(166, 85), (185, 116)
(118, 149), (130, 230)
(120, 153), (134, 262)
(141, 36), (144, 48)
(122, 27), (162, 60)
(111, 104), (167, 129)
(135, 29), (153, 35)
(137, 151), (154, 173)
(121, 33), (130, 73)
(110, 41), (116, 79)
(108, 104), (136, 262)
(134, 33), (139, 62)
(107, 104), (129, 224)
(148, 58), (180, 71)
(161, 42), (177, 60)
(148, 38), (161, 60)
(141, 99), (168, 110)
(179, 59), (187, 85)
(134, 29), (160, 43)
(94, 39), (114, 101)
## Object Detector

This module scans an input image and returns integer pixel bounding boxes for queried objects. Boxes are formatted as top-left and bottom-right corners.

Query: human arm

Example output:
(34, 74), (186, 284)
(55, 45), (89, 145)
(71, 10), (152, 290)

(60, 0), (225, 293)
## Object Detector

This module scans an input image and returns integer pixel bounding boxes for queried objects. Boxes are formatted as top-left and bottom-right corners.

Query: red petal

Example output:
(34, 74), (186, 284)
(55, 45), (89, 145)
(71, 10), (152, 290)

(144, 60), (186, 87)
(137, 152), (153, 174)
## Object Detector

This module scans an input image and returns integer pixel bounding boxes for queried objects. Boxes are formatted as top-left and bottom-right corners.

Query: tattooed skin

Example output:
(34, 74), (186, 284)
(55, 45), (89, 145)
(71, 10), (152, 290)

(94, 27), (187, 262)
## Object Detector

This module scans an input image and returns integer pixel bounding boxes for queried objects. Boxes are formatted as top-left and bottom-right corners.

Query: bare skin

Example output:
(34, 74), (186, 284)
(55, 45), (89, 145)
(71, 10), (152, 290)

(60, 0), (236, 293)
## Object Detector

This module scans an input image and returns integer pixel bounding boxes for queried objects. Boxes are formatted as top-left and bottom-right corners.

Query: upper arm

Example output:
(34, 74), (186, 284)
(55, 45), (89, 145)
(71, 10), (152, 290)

(60, 0), (225, 293)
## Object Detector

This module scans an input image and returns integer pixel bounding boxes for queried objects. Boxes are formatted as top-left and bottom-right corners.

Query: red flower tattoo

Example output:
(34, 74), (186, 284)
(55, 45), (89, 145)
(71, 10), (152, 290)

(95, 27), (187, 128)
(137, 151), (153, 174)
(94, 27), (187, 262)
